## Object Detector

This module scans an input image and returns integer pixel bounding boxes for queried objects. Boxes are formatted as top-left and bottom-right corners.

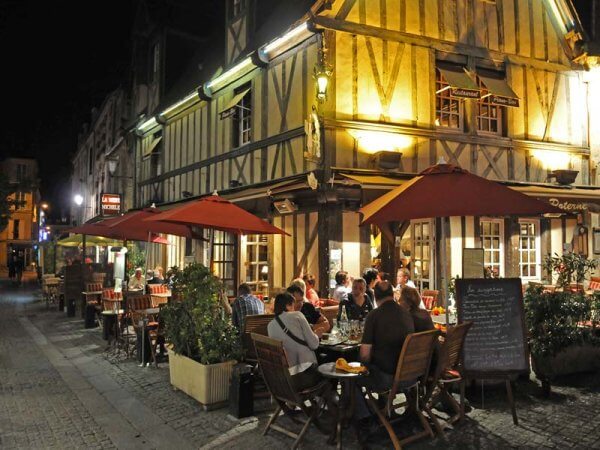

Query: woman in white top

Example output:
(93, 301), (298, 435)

(267, 292), (322, 391)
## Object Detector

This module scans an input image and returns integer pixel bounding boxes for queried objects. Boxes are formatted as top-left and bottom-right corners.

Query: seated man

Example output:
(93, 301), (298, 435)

(354, 281), (415, 439)
(332, 270), (351, 303)
(337, 277), (374, 321)
(128, 268), (145, 290)
(287, 284), (329, 337)
(395, 268), (426, 310)
(267, 292), (321, 391)
(231, 283), (264, 333)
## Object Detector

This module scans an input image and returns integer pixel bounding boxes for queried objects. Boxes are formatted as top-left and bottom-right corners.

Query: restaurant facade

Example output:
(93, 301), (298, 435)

(72, 0), (600, 296)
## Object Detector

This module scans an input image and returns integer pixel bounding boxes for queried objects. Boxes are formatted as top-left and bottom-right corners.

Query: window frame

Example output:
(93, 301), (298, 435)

(476, 75), (504, 136)
(12, 219), (20, 240)
(518, 219), (541, 281)
(232, 87), (252, 148)
(479, 218), (505, 277)
(244, 234), (269, 294)
(411, 219), (434, 291)
(435, 68), (464, 131)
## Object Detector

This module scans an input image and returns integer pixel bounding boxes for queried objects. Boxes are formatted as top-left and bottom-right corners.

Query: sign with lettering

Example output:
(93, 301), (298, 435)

(101, 193), (121, 216)
(456, 278), (529, 376)
(548, 197), (588, 212)
(490, 96), (519, 107)
(451, 88), (480, 99)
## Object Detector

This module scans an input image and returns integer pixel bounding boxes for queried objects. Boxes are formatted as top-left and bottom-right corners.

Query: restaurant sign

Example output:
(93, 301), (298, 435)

(101, 193), (121, 216)
(490, 96), (519, 107)
(548, 197), (588, 212)
(451, 88), (480, 99)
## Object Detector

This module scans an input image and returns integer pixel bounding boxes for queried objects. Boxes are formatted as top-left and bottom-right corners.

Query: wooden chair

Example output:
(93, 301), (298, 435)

(127, 295), (153, 312)
(425, 322), (473, 436)
(421, 290), (439, 309)
(252, 333), (330, 449)
(320, 306), (338, 332)
(242, 314), (274, 363)
(92, 272), (106, 284)
(363, 329), (440, 450)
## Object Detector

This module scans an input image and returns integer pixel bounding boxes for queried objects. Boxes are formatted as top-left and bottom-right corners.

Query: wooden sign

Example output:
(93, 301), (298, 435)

(462, 248), (484, 278)
(101, 193), (121, 216)
(450, 88), (480, 98)
(490, 95), (519, 107)
(456, 278), (529, 376)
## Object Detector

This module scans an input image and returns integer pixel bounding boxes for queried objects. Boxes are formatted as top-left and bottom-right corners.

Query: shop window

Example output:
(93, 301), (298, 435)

(245, 234), (269, 295)
(477, 77), (503, 135)
(435, 69), (463, 129)
(213, 231), (237, 297)
(480, 219), (504, 277)
(232, 86), (252, 148)
(518, 220), (540, 280)
(411, 220), (433, 291)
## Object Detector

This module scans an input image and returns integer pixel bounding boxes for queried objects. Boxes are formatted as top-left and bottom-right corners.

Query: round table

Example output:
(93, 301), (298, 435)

(101, 309), (125, 348)
(318, 361), (368, 449)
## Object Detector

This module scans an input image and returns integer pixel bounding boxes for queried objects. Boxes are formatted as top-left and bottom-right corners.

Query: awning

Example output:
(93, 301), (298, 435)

(478, 73), (520, 107)
(510, 185), (600, 213)
(437, 67), (480, 99)
(142, 136), (162, 158)
(219, 88), (251, 119)
(340, 174), (406, 189)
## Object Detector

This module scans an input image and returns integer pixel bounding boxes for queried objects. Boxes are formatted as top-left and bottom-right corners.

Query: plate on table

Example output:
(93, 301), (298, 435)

(345, 338), (361, 345)
(320, 336), (346, 346)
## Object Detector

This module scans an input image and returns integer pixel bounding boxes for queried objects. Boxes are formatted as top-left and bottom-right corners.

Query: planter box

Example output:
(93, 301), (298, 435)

(168, 349), (235, 408)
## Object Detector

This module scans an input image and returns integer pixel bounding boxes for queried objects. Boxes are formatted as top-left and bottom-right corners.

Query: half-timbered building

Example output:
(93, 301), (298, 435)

(133, 0), (600, 296)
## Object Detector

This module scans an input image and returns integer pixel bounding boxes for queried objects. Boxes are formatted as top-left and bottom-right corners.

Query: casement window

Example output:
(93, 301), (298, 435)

(477, 76), (503, 135)
(411, 220), (434, 291)
(480, 219), (504, 277)
(220, 84), (252, 148)
(245, 234), (269, 294)
(435, 69), (463, 129)
(212, 231), (237, 296)
(518, 219), (541, 280)
(476, 68), (519, 135)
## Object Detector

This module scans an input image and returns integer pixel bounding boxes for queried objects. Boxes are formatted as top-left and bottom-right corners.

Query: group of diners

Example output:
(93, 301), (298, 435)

(228, 267), (437, 443)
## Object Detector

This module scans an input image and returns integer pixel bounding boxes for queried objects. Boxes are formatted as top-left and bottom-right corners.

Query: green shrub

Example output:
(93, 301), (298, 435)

(161, 263), (241, 365)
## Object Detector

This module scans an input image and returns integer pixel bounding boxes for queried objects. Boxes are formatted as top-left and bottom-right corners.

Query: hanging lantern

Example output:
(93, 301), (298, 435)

(314, 34), (333, 102)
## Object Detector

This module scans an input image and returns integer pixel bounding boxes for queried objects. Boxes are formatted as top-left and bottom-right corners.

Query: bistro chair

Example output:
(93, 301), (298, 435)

(421, 290), (439, 310)
(242, 314), (274, 363)
(425, 321), (473, 436)
(363, 329), (439, 450)
(252, 333), (330, 450)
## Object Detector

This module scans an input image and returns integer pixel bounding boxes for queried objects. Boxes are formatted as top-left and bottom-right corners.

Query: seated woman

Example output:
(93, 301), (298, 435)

(267, 292), (322, 391)
(302, 274), (320, 306)
(399, 286), (434, 332)
(337, 278), (374, 321)
(287, 283), (329, 337)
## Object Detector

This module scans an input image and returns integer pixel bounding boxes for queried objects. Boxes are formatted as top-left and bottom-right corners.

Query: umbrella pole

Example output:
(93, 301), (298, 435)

(441, 217), (450, 325)
(144, 232), (151, 288)
(208, 228), (214, 271)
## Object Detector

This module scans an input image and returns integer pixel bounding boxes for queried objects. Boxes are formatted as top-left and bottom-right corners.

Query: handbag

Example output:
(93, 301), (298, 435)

(275, 315), (310, 348)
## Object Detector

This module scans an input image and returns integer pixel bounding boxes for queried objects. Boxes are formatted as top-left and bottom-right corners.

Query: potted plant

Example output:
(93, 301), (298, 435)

(161, 263), (241, 408)
(543, 252), (598, 290)
(524, 285), (600, 395)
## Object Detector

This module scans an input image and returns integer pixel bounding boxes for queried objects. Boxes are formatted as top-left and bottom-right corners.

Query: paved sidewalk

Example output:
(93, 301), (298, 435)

(1, 281), (599, 449)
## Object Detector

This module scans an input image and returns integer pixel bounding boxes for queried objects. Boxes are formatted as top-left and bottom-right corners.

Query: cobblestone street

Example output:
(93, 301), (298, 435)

(1, 281), (599, 449)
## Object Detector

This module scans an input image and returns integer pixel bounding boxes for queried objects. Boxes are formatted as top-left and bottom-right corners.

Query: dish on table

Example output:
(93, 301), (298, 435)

(320, 336), (346, 346)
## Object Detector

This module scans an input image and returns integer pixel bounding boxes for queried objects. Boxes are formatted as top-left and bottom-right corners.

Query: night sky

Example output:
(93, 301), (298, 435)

(0, 0), (134, 220)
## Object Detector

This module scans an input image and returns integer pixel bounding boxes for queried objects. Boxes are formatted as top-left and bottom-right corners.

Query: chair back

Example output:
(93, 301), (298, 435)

(435, 322), (473, 378)
(92, 272), (106, 284)
(252, 333), (299, 404)
(103, 299), (121, 311)
(86, 282), (102, 293)
(128, 295), (153, 312)
(320, 306), (339, 332)
(421, 290), (439, 309)
(149, 284), (169, 294)
(391, 330), (439, 398)
(242, 314), (274, 361)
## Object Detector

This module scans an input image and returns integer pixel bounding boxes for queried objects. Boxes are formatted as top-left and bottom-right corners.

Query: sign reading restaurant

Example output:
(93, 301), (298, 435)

(101, 193), (121, 216)
(450, 88), (480, 99)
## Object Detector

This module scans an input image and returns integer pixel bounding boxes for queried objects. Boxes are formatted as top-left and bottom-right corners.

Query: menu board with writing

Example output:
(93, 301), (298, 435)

(456, 278), (529, 376)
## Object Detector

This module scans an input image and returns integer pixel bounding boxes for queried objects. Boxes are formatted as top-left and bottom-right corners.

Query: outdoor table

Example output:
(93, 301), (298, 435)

(318, 339), (360, 363)
(150, 292), (171, 307)
(318, 361), (368, 449)
(101, 309), (125, 348)
(81, 290), (103, 318)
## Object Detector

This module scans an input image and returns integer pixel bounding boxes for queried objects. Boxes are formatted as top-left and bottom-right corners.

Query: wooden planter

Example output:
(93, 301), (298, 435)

(532, 344), (600, 395)
(168, 349), (235, 409)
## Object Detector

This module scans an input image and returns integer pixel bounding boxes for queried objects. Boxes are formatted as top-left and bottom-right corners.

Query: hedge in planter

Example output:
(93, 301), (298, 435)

(524, 285), (600, 394)
(161, 263), (241, 406)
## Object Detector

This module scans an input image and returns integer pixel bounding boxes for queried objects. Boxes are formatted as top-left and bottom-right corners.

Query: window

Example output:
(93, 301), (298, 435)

(12, 220), (20, 240)
(412, 220), (433, 291)
(480, 219), (504, 277)
(477, 77), (503, 135)
(435, 69), (462, 129)
(16, 164), (27, 182)
(149, 131), (163, 178)
(245, 235), (269, 294)
(232, 87), (252, 147)
(14, 191), (25, 210)
(212, 231), (237, 296)
(518, 220), (540, 280)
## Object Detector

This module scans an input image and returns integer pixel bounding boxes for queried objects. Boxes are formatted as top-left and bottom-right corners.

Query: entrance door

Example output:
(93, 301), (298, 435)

(411, 220), (434, 291)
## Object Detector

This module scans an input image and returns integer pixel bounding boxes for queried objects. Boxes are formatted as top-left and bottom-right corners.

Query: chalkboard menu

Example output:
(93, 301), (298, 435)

(456, 278), (529, 376)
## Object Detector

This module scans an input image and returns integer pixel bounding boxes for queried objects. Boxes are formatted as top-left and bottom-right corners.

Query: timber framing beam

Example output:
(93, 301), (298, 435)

(311, 15), (579, 73)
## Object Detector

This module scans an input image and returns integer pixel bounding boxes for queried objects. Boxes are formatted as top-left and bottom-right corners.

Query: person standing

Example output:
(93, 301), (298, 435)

(231, 283), (264, 333)
(15, 251), (25, 286)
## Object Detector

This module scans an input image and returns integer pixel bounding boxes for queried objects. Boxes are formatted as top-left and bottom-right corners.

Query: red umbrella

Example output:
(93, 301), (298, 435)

(104, 208), (201, 239)
(361, 163), (562, 224)
(359, 163), (562, 322)
(144, 195), (288, 235)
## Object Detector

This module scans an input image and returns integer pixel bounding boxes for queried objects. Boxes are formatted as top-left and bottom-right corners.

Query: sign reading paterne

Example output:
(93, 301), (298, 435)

(101, 193), (121, 216)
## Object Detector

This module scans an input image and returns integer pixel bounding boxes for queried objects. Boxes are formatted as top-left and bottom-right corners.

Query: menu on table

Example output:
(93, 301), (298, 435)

(456, 278), (529, 376)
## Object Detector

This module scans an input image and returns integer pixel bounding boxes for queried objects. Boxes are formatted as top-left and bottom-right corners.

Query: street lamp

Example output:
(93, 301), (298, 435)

(74, 194), (84, 206)
(314, 33), (333, 102)
(40, 202), (49, 210)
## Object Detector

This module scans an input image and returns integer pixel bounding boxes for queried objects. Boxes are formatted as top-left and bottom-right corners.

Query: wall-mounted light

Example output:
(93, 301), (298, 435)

(107, 157), (118, 175)
(530, 149), (574, 171)
(74, 194), (84, 206)
(259, 22), (311, 62)
(347, 129), (413, 154)
(204, 57), (256, 97)
(137, 117), (158, 134)
(370, 151), (403, 170)
(273, 199), (298, 214)
(314, 34), (333, 102)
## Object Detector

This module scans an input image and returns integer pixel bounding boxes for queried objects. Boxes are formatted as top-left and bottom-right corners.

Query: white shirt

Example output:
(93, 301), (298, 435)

(332, 284), (351, 303)
(128, 275), (145, 290)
